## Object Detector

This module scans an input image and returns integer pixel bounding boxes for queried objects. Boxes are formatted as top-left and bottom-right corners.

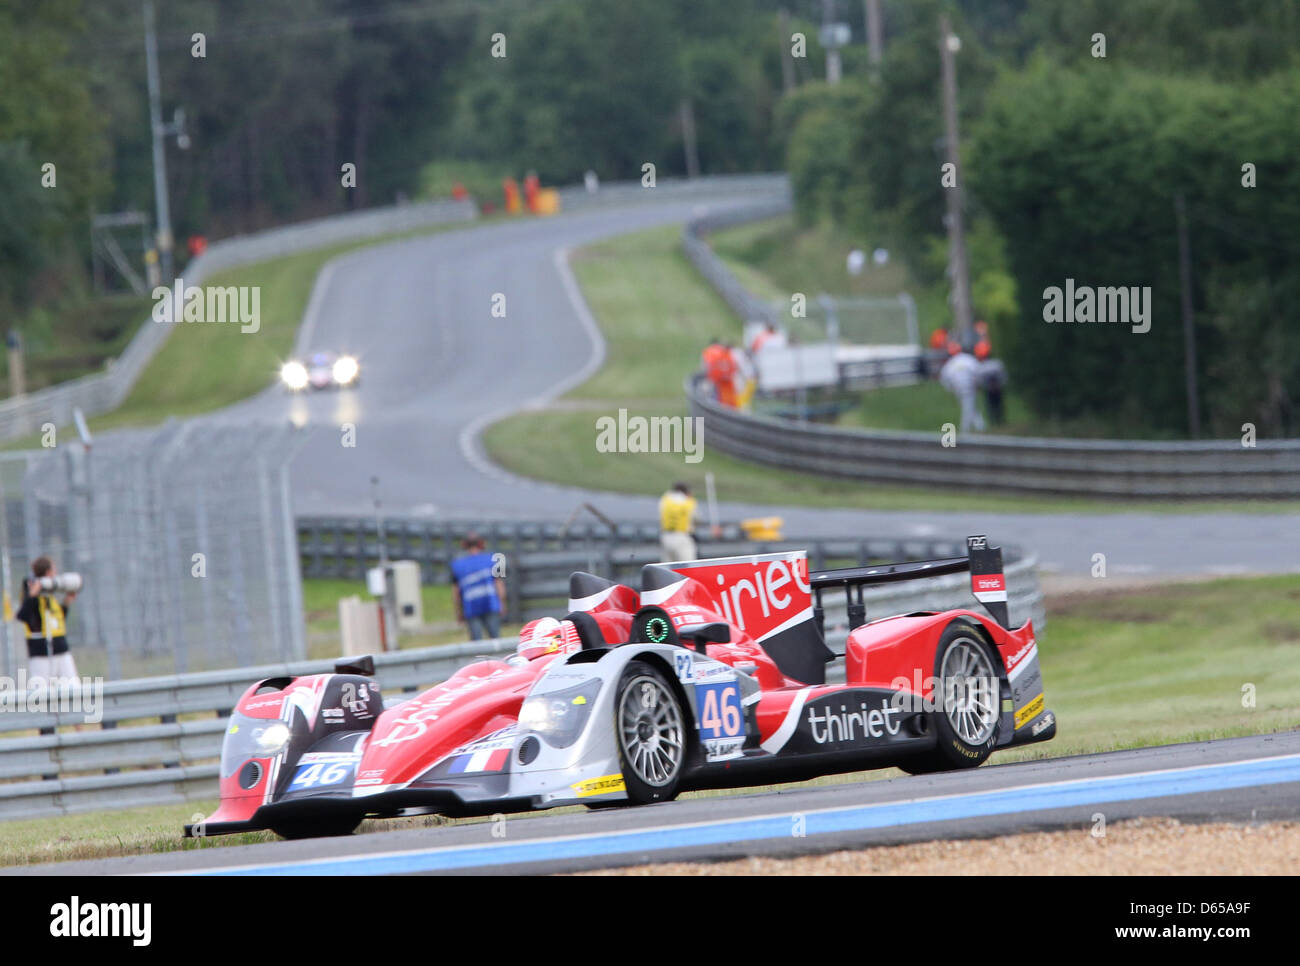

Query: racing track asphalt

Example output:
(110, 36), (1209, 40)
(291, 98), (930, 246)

(137, 183), (1297, 580)
(14, 731), (1300, 875)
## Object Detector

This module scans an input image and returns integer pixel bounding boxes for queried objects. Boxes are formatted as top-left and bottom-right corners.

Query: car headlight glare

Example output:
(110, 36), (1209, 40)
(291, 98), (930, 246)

(518, 678), (601, 748)
(280, 361), (308, 390)
(332, 356), (359, 384)
(253, 722), (291, 754)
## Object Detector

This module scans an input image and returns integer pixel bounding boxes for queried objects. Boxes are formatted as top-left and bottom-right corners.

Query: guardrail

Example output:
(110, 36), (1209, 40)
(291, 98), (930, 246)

(689, 375), (1300, 497)
(1, 535), (1041, 820)
(0, 637), (515, 821)
(296, 518), (1043, 623)
(560, 173), (789, 212)
(681, 196), (791, 328)
(682, 203), (1300, 498)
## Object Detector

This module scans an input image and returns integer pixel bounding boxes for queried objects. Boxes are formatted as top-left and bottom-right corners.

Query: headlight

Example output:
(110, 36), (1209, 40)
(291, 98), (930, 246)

(252, 722), (291, 754)
(221, 713), (293, 777)
(518, 678), (601, 748)
(280, 361), (308, 390)
(332, 355), (359, 384)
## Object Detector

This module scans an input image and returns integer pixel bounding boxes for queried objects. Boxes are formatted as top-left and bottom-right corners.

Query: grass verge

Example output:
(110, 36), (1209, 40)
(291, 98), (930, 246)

(483, 224), (1296, 515)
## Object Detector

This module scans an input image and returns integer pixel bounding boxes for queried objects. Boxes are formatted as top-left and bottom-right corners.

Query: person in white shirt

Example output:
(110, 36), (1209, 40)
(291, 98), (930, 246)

(939, 351), (985, 432)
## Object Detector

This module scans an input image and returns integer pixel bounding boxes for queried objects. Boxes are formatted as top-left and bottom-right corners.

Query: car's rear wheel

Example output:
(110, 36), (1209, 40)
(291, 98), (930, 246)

(613, 661), (686, 805)
(898, 622), (1002, 774)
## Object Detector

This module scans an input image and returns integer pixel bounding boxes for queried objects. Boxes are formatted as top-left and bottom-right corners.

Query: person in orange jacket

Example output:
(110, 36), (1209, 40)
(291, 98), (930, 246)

(709, 343), (739, 407)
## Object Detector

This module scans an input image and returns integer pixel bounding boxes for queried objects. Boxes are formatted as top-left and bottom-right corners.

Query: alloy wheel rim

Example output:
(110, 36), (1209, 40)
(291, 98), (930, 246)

(940, 637), (999, 746)
(618, 675), (684, 787)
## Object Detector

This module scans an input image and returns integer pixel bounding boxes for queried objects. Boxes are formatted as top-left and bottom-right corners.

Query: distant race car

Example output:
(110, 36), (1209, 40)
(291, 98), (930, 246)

(186, 535), (1054, 840)
(279, 351), (359, 391)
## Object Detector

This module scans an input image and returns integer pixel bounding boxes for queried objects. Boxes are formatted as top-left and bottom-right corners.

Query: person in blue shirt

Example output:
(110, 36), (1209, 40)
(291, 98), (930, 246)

(450, 533), (506, 640)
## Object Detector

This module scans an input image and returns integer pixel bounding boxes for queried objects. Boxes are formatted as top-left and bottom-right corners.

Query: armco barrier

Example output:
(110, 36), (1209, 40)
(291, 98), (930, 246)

(681, 194), (792, 328)
(295, 519), (1043, 624)
(0, 540), (1040, 820)
(681, 197), (1300, 498)
(688, 375), (1300, 497)
(0, 637), (514, 821)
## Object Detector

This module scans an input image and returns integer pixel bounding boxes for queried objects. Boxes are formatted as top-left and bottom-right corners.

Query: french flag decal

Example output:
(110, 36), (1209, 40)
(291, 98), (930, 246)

(447, 748), (510, 774)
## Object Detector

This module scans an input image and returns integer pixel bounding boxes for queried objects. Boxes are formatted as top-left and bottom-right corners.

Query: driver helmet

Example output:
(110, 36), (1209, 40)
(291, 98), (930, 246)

(516, 616), (565, 661)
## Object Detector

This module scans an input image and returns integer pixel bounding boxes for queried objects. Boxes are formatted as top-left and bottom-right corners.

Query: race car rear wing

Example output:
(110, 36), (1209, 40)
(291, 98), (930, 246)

(809, 535), (1009, 632)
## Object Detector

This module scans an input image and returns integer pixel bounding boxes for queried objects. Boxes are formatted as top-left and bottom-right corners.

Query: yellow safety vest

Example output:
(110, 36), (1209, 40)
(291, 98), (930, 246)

(26, 595), (66, 640)
(659, 493), (697, 533)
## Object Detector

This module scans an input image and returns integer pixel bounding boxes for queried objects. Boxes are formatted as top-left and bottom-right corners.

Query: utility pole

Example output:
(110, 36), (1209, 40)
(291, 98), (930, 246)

(778, 10), (796, 93)
(865, 0), (883, 68)
(939, 16), (973, 341)
(1175, 192), (1201, 437)
(0, 474), (12, 681)
(143, 1), (174, 283)
(822, 0), (843, 85)
(369, 475), (398, 650)
(5, 332), (25, 397)
(679, 98), (700, 179)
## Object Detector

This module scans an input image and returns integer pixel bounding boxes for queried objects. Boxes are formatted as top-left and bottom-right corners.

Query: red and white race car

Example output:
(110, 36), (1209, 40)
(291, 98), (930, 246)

(188, 535), (1053, 839)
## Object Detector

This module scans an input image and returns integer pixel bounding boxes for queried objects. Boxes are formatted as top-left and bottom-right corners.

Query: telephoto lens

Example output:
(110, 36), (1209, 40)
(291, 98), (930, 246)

(37, 573), (82, 593)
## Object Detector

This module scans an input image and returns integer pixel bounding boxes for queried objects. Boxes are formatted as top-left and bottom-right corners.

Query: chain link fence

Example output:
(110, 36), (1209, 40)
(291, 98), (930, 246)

(1, 423), (307, 681)
(780, 294), (918, 348)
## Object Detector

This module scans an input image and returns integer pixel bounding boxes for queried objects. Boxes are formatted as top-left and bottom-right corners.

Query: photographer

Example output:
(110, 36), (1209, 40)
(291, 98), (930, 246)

(17, 556), (79, 685)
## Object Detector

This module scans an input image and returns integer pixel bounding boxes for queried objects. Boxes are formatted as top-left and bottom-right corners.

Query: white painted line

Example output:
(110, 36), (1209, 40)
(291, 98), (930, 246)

(295, 259), (341, 357)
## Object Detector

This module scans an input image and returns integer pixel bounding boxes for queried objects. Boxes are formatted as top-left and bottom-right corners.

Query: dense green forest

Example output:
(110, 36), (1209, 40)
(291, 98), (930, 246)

(2, 0), (1298, 435)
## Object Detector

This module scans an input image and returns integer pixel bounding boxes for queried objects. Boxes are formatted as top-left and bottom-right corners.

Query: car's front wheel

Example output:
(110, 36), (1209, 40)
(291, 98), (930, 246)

(613, 661), (686, 804)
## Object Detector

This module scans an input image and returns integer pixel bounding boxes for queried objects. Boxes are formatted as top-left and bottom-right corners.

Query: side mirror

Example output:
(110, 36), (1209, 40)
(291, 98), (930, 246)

(334, 655), (375, 677)
(677, 622), (731, 654)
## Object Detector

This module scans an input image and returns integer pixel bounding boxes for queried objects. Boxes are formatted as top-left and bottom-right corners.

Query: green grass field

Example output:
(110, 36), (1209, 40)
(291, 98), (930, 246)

(301, 577), (520, 657)
(997, 576), (1300, 761)
(483, 225), (1296, 515)
(3, 575), (1296, 867)
(709, 213), (916, 302)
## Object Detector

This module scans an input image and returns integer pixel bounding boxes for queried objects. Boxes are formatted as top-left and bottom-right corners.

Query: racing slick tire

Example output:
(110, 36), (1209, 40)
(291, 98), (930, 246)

(898, 621), (1002, 775)
(612, 660), (687, 805)
(270, 815), (362, 840)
